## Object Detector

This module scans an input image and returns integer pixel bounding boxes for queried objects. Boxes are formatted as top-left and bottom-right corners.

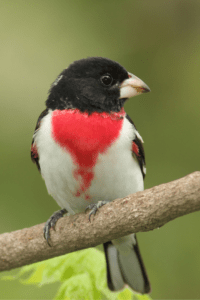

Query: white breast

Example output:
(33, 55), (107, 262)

(35, 111), (144, 214)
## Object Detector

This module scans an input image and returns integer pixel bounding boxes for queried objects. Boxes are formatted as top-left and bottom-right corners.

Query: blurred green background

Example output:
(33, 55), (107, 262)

(0, 1), (200, 299)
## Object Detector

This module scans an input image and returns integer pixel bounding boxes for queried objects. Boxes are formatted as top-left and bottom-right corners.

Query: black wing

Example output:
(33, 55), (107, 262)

(31, 108), (49, 171)
(126, 114), (146, 179)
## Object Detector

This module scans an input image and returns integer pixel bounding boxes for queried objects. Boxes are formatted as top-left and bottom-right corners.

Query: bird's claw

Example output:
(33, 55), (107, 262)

(43, 208), (67, 246)
(85, 201), (108, 222)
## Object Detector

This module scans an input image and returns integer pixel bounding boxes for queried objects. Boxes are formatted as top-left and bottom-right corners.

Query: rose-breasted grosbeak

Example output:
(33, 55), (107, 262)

(31, 57), (151, 294)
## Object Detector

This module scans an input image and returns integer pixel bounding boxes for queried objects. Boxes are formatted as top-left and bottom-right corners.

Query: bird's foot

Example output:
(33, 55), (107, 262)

(85, 201), (108, 222)
(43, 208), (67, 246)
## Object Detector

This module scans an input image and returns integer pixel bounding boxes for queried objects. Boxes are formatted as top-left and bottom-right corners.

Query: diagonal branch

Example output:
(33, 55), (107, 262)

(0, 171), (200, 272)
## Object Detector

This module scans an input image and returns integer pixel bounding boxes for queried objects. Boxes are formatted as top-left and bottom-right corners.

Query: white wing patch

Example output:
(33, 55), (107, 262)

(143, 165), (147, 175)
(135, 130), (144, 143)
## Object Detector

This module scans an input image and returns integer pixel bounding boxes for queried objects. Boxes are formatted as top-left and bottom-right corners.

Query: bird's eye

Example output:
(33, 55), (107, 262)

(100, 74), (113, 86)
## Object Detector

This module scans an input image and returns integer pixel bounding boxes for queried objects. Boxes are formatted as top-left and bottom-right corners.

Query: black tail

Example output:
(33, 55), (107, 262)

(103, 235), (151, 294)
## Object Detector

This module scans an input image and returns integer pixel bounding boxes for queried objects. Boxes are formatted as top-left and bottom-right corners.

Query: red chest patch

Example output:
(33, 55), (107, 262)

(51, 109), (125, 198)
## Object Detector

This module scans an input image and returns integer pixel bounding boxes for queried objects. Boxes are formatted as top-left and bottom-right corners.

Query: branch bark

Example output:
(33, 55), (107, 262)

(0, 171), (200, 272)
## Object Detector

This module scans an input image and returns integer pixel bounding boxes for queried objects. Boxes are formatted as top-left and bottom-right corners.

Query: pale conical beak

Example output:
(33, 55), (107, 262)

(119, 72), (150, 99)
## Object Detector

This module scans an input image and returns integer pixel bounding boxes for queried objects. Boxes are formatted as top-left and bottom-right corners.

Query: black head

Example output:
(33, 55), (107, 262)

(46, 57), (129, 113)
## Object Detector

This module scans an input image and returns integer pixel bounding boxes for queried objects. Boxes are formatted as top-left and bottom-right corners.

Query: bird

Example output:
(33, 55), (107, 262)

(31, 57), (151, 294)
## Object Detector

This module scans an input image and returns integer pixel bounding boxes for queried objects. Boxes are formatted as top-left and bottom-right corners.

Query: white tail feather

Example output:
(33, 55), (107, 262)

(104, 234), (150, 294)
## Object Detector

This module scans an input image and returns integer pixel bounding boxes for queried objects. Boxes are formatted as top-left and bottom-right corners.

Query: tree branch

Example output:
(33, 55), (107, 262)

(0, 172), (200, 272)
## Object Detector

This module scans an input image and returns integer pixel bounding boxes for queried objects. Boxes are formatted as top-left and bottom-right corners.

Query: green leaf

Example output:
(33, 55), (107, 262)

(1, 248), (153, 300)
(54, 273), (95, 300)
(132, 294), (152, 300)
(117, 288), (133, 300)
